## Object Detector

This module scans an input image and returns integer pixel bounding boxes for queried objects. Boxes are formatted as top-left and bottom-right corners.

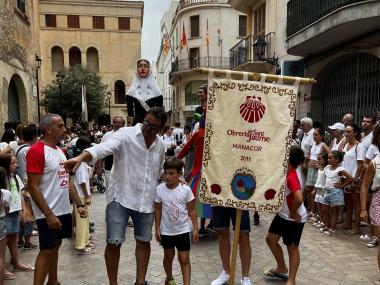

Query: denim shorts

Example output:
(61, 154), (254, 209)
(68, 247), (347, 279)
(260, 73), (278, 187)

(4, 211), (20, 235)
(212, 206), (251, 232)
(19, 221), (33, 237)
(106, 201), (154, 244)
(322, 188), (344, 207)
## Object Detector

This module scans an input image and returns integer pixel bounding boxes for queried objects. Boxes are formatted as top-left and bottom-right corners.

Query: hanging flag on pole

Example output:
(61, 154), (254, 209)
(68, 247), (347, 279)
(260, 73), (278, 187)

(163, 35), (170, 56)
(81, 84), (88, 122)
(205, 19), (209, 46)
(181, 22), (187, 49)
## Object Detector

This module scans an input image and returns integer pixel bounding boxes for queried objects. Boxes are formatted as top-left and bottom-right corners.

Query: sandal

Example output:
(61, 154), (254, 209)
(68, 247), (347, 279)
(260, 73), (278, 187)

(13, 264), (35, 272)
(264, 269), (288, 280)
(24, 243), (38, 250)
(4, 272), (16, 280)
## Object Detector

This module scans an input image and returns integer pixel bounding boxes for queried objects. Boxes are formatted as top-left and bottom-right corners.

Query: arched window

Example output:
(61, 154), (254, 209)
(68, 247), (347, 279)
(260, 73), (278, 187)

(51, 46), (64, 72)
(69, 46), (81, 67)
(86, 47), (99, 72)
(184, 80), (206, 106)
(114, 80), (126, 104)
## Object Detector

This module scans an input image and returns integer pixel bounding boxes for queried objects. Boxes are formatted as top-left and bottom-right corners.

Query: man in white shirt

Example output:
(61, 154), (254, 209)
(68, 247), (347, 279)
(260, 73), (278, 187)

(300, 117), (314, 158)
(63, 107), (167, 285)
(172, 121), (184, 146)
(361, 115), (375, 154)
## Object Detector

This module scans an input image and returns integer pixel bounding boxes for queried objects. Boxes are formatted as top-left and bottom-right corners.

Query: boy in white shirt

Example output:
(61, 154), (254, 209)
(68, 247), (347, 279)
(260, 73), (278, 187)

(155, 157), (198, 285)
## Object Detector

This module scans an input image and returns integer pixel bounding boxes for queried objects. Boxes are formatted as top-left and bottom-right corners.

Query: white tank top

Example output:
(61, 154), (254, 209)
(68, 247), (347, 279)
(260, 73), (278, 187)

(314, 168), (326, 188)
(331, 138), (344, 151)
(371, 156), (380, 191)
(310, 142), (324, 161)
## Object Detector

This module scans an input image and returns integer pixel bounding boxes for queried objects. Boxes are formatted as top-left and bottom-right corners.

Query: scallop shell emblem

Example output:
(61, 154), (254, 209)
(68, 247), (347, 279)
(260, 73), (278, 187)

(240, 96), (265, 123)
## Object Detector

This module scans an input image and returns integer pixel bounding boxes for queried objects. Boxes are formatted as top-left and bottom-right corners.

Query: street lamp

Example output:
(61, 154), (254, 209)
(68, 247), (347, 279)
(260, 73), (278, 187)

(35, 54), (42, 121)
(253, 35), (279, 68)
(56, 70), (64, 118)
(107, 91), (111, 118)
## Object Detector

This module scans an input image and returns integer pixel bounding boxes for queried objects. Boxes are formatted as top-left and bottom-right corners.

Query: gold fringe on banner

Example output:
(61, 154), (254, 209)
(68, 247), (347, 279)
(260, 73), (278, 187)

(194, 67), (316, 85)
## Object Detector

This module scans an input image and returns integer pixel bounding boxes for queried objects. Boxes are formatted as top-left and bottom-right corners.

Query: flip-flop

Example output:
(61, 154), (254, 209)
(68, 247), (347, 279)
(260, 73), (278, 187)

(264, 269), (288, 281)
(4, 272), (16, 280)
(13, 264), (35, 272)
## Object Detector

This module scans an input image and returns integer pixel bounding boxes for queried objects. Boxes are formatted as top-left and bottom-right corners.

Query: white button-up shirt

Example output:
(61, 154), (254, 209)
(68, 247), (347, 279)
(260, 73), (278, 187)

(301, 128), (314, 157)
(86, 124), (165, 213)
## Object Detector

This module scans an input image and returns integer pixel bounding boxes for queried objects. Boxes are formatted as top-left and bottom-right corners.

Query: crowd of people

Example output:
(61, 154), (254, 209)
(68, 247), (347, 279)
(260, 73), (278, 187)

(0, 57), (378, 285)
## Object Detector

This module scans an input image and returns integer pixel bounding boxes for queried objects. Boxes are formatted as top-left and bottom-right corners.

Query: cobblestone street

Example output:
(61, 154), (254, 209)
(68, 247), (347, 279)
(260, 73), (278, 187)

(8, 192), (379, 285)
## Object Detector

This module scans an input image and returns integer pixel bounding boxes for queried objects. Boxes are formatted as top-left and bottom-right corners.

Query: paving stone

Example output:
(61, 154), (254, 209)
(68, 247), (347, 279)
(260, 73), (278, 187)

(7, 192), (379, 285)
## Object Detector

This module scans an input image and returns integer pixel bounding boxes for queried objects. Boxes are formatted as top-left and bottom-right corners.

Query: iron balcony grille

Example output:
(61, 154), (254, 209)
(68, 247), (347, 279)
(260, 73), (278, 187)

(179, 0), (221, 10)
(287, 0), (364, 38)
(229, 33), (274, 70)
(170, 56), (230, 74)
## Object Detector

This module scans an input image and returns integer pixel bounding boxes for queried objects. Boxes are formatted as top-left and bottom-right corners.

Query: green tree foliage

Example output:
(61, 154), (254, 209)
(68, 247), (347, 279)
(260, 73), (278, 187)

(43, 65), (107, 122)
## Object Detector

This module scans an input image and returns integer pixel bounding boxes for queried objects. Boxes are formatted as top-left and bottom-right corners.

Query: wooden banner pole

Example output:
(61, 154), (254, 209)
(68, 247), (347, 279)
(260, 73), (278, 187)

(229, 209), (242, 285)
(194, 67), (316, 85)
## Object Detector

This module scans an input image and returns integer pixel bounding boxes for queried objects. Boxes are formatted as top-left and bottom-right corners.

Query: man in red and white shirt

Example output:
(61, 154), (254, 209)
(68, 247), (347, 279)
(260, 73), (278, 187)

(27, 114), (85, 285)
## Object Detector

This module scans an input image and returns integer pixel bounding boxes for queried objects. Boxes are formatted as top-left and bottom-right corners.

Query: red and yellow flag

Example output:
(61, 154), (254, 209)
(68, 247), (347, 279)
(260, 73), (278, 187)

(205, 19), (209, 46)
(181, 23), (187, 49)
(163, 35), (170, 56)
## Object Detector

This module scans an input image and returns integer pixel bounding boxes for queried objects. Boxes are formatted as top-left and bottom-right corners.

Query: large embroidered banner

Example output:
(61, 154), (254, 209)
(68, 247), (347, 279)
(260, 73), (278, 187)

(199, 78), (298, 212)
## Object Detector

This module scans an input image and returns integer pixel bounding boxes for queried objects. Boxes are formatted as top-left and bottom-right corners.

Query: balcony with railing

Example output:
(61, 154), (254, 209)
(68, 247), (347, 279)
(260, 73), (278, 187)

(287, 0), (380, 56)
(179, 0), (227, 10)
(229, 33), (275, 73)
(169, 56), (230, 82)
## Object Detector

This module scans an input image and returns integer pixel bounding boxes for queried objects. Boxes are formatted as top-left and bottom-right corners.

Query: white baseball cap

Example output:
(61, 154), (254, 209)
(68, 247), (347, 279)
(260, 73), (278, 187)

(328, 122), (345, 130)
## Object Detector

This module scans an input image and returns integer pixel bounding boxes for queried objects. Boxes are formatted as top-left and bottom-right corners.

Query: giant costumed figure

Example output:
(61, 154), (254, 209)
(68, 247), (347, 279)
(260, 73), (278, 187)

(126, 59), (163, 125)
(177, 84), (212, 235)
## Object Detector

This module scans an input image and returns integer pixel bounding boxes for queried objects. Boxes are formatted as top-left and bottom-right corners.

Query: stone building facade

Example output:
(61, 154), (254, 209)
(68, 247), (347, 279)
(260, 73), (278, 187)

(38, 0), (144, 121)
(0, 0), (40, 129)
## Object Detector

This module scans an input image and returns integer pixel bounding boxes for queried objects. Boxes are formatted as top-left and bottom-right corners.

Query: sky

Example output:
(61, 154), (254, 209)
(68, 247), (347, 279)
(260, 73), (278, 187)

(141, 0), (171, 62)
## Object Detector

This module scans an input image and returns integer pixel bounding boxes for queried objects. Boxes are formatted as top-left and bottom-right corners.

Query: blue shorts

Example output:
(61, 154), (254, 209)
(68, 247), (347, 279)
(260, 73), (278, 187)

(212, 207), (251, 232)
(19, 221), (33, 237)
(4, 211), (20, 235)
(106, 201), (154, 244)
(322, 188), (344, 207)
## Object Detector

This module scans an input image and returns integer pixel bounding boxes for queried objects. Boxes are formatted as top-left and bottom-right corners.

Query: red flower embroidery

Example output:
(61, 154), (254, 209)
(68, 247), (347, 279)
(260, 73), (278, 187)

(211, 184), (222, 195)
(237, 179), (243, 187)
(265, 189), (276, 200)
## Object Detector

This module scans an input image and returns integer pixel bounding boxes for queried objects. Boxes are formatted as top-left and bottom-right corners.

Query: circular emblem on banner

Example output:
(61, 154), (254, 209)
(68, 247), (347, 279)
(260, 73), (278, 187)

(240, 96), (265, 123)
(230, 168), (256, 200)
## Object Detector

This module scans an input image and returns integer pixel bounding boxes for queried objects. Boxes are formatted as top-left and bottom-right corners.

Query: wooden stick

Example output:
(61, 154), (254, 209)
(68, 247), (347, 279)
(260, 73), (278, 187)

(194, 67), (317, 85)
(229, 209), (242, 285)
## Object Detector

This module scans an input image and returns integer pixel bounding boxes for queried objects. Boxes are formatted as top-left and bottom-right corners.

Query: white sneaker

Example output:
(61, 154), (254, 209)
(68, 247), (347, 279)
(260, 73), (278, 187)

(211, 271), (230, 285)
(240, 277), (252, 285)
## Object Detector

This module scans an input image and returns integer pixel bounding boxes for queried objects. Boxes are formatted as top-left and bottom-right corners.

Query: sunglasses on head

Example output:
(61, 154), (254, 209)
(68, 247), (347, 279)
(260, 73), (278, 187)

(142, 120), (160, 131)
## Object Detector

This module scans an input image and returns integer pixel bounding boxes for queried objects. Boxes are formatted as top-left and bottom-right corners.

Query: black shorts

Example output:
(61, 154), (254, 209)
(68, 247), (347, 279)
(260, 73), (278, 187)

(212, 206), (251, 232)
(160, 232), (191, 251)
(268, 214), (305, 246)
(36, 213), (72, 250)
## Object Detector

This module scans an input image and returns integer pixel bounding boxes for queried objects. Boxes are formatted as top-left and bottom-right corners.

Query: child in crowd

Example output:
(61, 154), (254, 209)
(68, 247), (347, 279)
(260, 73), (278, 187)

(312, 152), (328, 228)
(0, 167), (11, 285)
(306, 127), (329, 220)
(72, 137), (93, 255)
(0, 155), (34, 280)
(155, 157), (198, 285)
(321, 151), (353, 235)
(265, 145), (306, 285)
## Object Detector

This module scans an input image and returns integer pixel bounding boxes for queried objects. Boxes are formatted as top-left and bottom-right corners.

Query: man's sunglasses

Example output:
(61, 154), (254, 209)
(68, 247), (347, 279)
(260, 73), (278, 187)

(142, 120), (161, 131)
